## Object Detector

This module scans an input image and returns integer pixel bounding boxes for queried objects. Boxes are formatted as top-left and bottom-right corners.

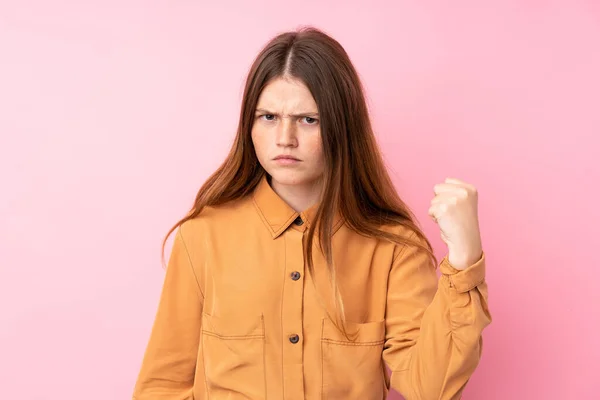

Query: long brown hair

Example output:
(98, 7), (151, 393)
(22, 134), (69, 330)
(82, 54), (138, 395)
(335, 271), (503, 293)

(163, 26), (436, 336)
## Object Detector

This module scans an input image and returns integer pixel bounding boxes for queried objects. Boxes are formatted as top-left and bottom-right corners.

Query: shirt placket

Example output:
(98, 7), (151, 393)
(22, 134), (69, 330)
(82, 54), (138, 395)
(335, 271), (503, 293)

(281, 214), (306, 400)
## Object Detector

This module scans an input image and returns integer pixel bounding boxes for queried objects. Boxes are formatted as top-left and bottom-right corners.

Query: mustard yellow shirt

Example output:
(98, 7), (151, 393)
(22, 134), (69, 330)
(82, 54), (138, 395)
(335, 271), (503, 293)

(133, 175), (491, 400)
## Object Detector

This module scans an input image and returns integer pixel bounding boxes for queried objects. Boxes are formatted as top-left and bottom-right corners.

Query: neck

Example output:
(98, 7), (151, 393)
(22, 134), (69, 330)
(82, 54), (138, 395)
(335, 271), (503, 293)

(268, 175), (323, 213)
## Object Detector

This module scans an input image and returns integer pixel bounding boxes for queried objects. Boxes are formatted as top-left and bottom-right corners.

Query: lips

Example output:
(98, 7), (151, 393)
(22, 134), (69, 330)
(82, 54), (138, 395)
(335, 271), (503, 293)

(274, 155), (300, 161)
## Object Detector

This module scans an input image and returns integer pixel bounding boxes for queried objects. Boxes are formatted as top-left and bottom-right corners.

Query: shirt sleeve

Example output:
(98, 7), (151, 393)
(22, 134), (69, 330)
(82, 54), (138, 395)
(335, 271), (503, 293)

(382, 232), (492, 400)
(132, 226), (205, 400)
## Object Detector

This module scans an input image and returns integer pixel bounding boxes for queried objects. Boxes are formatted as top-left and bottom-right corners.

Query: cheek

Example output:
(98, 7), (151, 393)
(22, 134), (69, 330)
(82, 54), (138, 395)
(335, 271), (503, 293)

(251, 128), (267, 156)
(307, 135), (324, 160)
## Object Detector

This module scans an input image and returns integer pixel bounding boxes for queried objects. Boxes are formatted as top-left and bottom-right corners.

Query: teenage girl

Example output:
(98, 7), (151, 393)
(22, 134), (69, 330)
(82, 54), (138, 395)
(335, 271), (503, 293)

(133, 27), (491, 400)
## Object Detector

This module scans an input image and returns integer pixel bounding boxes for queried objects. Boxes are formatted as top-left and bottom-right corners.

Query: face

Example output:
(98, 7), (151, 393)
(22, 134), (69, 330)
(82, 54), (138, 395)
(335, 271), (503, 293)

(251, 77), (325, 188)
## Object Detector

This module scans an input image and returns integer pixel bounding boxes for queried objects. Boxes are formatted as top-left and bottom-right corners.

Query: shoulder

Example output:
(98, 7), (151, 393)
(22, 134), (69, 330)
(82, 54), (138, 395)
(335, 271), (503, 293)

(176, 196), (254, 263)
(378, 222), (417, 238)
(378, 222), (424, 247)
(180, 195), (254, 237)
(378, 222), (431, 261)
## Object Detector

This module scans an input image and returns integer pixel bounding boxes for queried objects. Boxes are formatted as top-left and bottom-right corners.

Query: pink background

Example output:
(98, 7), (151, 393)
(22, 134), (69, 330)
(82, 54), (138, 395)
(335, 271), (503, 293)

(1, 1), (598, 399)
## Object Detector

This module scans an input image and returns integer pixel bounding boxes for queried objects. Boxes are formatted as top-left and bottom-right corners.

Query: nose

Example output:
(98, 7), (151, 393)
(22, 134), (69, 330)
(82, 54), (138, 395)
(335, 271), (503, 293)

(275, 118), (297, 147)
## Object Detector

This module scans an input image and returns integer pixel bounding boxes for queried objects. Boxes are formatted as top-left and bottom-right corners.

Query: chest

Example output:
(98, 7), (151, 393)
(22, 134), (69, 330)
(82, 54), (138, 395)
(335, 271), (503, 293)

(199, 223), (394, 321)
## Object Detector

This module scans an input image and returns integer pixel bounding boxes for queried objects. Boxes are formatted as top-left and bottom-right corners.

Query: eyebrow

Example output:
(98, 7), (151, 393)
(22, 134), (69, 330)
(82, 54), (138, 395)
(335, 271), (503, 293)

(255, 108), (319, 117)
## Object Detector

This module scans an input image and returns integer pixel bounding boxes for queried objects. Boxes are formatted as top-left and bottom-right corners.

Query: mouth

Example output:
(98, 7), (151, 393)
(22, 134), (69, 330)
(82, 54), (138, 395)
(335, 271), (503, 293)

(273, 156), (301, 161)
(273, 155), (301, 165)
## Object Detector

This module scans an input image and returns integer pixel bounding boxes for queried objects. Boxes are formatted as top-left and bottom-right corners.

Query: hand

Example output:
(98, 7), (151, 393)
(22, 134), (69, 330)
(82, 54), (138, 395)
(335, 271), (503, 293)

(428, 178), (483, 270)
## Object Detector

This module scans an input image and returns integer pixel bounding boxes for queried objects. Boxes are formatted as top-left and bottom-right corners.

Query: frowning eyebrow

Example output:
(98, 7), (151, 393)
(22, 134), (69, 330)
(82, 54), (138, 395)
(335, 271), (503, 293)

(255, 108), (319, 117)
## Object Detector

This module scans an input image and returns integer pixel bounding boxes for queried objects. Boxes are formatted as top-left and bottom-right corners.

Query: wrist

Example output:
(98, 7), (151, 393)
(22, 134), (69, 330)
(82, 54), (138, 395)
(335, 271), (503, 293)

(448, 247), (483, 270)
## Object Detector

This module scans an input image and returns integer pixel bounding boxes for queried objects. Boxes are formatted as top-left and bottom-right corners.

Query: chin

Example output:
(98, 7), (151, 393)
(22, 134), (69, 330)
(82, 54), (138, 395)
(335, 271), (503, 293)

(267, 169), (318, 187)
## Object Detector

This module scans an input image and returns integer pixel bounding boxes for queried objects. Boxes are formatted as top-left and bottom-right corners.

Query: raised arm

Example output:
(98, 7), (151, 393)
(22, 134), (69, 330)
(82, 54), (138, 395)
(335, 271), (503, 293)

(382, 232), (491, 399)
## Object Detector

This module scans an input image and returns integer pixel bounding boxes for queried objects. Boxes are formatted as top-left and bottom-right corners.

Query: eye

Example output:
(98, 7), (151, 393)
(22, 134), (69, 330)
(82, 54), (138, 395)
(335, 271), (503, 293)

(303, 116), (319, 125)
(261, 114), (276, 121)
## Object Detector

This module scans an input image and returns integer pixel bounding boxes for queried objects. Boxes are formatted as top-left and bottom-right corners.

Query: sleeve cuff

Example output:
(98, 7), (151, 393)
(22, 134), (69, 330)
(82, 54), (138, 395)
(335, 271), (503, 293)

(439, 252), (486, 293)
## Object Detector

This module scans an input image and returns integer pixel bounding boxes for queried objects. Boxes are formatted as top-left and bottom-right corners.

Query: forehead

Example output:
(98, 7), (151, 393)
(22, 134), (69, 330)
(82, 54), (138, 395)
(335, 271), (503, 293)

(256, 77), (317, 111)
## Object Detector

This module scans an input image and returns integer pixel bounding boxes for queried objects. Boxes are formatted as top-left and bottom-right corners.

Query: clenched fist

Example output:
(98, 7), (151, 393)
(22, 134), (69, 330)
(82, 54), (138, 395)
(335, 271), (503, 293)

(429, 178), (483, 270)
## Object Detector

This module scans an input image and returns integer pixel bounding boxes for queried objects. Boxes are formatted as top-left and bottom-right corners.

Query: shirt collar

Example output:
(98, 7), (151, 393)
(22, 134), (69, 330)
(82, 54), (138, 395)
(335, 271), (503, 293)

(252, 174), (344, 239)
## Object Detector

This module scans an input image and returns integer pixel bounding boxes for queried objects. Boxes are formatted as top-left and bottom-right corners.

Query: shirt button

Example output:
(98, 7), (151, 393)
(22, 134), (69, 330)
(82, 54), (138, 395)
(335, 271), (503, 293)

(289, 334), (300, 344)
(293, 216), (304, 226)
(290, 271), (301, 281)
